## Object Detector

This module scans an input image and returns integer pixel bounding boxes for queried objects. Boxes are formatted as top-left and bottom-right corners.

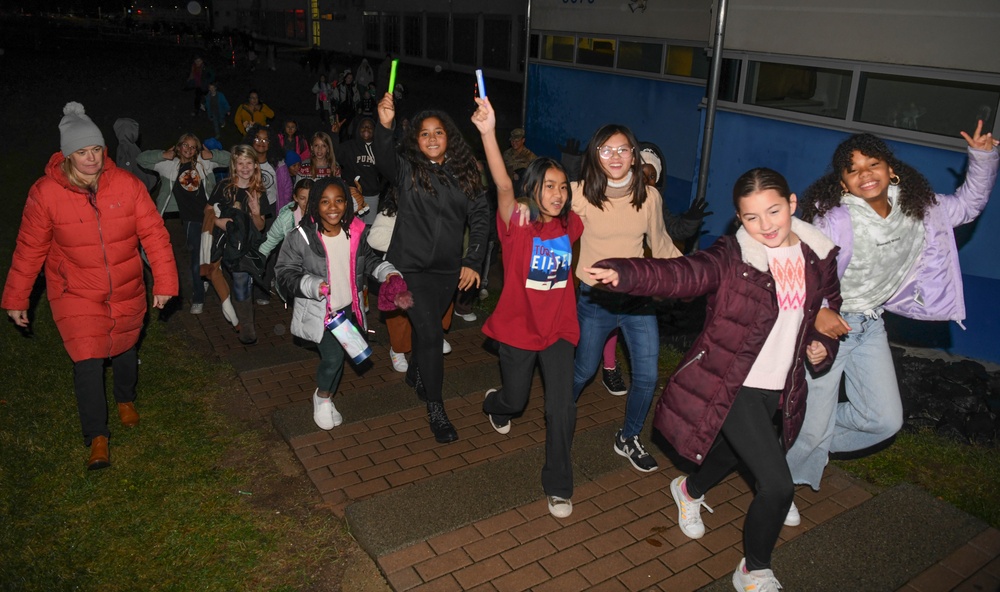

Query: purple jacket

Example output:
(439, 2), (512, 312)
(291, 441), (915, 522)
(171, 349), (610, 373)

(815, 147), (997, 327)
(594, 218), (841, 465)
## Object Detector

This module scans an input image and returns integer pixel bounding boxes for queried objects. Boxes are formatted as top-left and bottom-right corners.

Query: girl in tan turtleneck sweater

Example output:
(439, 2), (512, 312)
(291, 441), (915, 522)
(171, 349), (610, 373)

(570, 123), (681, 474)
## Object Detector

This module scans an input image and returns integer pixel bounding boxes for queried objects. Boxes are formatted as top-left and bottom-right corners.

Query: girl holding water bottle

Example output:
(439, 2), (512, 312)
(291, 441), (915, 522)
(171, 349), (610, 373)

(275, 177), (404, 430)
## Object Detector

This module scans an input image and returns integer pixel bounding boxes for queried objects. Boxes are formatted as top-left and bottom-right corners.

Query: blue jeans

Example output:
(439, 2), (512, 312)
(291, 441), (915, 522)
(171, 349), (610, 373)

(184, 221), (205, 305)
(785, 310), (904, 490)
(573, 283), (659, 439)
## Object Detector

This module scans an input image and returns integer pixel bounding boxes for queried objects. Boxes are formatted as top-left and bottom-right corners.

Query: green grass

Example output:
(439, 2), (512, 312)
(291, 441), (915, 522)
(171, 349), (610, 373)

(834, 429), (1000, 528)
(0, 295), (348, 591)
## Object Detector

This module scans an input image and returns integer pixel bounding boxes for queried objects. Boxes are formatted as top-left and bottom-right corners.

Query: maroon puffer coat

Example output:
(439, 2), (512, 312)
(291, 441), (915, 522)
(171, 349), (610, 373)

(2, 152), (178, 362)
(593, 218), (841, 465)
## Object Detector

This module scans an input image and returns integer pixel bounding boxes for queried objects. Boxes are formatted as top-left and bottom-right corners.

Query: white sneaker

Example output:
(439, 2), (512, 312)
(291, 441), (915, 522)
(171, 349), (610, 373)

(547, 496), (573, 518)
(454, 311), (477, 322)
(670, 476), (713, 539)
(484, 389), (510, 434)
(190, 303), (204, 315)
(442, 339), (452, 354)
(389, 348), (408, 372)
(784, 501), (801, 526)
(732, 558), (782, 592)
(312, 390), (343, 430)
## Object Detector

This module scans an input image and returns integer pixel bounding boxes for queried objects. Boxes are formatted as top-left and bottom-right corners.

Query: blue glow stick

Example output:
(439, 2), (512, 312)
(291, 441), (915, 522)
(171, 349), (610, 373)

(475, 69), (486, 99)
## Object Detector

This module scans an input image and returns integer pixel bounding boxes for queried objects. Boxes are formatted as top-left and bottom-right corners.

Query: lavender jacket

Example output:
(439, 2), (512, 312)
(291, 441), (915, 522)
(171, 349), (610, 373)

(814, 147), (998, 327)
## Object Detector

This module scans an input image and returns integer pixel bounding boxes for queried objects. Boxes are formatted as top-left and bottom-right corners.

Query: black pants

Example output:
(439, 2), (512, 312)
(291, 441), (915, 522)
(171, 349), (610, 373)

(404, 271), (459, 404)
(484, 340), (576, 498)
(686, 386), (793, 571)
(72, 346), (138, 446)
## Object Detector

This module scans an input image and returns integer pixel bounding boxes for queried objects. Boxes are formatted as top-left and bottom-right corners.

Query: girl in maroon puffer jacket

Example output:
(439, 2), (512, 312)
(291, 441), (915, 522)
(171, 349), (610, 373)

(586, 168), (841, 592)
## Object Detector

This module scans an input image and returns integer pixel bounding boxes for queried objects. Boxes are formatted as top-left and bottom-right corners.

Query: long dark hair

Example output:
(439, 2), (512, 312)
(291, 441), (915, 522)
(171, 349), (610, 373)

(521, 157), (571, 227)
(800, 133), (936, 222)
(401, 110), (483, 199)
(732, 167), (793, 211)
(580, 123), (646, 210)
(306, 177), (355, 237)
(379, 185), (399, 217)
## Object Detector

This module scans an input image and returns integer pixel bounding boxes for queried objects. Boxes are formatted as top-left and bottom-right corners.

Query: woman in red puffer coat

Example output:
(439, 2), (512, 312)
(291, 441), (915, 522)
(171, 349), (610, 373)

(2, 102), (178, 471)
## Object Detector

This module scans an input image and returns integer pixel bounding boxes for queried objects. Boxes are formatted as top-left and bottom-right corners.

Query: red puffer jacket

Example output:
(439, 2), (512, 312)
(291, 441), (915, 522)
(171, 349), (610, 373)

(2, 152), (178, 362)
(593, 218), (841, 465)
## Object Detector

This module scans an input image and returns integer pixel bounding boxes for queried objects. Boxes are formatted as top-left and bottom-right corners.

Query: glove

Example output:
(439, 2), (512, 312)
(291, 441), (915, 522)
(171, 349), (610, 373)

(681, 197), (712, 222)
(378, 275), (413, 311)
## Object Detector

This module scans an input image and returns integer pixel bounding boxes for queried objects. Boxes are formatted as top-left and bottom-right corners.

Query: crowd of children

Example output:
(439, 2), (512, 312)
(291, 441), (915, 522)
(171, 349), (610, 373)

(9, 56), (997, 592)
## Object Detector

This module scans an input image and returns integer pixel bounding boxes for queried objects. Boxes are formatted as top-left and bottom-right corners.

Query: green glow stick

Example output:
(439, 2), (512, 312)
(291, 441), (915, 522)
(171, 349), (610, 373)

(388, 59), (399, 94)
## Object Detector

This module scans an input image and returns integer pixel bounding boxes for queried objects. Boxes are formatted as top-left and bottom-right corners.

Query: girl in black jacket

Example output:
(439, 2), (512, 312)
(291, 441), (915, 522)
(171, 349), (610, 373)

(373, 92), (490, 443)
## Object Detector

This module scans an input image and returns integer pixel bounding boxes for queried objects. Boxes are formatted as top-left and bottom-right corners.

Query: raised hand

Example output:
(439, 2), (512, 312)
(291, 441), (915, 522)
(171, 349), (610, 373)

(377, 92), (395, 128)
(682, 196), (713, 221)
(471, 97), (496, 135)
(960, 119), (999, 151)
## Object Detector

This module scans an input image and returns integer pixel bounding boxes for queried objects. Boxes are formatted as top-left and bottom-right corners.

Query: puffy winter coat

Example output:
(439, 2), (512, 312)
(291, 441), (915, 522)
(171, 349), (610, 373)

(593, 218), (841, 465)
(815, 146), (997, 327)
(2, 152), (178, 362)
(274, 216), (396, 343)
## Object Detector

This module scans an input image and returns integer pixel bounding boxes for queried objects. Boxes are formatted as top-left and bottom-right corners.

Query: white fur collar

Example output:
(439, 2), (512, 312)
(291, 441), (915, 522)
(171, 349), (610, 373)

(735, 217), (835, 272)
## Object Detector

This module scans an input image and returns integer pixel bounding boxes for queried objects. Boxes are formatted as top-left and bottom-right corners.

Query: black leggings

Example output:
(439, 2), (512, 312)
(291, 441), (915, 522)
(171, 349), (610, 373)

(404, 271), (459, 404)
(685, 386), (794, 571)
(73, 346), (138, 446)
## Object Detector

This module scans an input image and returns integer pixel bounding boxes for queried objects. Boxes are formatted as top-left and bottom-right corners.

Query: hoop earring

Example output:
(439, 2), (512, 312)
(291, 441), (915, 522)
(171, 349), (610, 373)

(840, 188), (849, 197)
(890, 175), (901, 186)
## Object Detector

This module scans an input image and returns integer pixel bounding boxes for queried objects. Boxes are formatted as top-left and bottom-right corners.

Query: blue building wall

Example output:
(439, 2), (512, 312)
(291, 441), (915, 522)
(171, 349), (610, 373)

(526, 63), (1000, 363)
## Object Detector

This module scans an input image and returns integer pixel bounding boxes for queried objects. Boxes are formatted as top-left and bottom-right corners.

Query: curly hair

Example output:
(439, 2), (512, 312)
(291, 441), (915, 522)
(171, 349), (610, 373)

(800, 133), (936, 222)
(401, 110), (483, 199)
(521, 157), (572, 228)
(242, 124), (285, 167)
(306, 176), (355, 237)
(580, 124), (646, 211)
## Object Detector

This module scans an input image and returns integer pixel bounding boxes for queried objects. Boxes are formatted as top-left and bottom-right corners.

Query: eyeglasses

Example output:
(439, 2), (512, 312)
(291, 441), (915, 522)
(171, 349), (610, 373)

(598, 145), (633, 159)
(254, 137), (270, 144)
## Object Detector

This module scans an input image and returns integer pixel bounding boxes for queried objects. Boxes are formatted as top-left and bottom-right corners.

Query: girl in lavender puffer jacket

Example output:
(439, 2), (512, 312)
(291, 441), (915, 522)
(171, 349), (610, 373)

(786, 122), (999, 499)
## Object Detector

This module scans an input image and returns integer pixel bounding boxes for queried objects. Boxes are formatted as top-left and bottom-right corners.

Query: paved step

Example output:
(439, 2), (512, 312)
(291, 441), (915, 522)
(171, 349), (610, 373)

(698, 483), (988, 592)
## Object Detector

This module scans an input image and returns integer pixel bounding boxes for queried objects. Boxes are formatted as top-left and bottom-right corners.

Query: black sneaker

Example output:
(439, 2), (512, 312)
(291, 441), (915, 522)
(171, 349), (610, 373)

(614, 430), (658, 472)
(602, 365), (628, 396)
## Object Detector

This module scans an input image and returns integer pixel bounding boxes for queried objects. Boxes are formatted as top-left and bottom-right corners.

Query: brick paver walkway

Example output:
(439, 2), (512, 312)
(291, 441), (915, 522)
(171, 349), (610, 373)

(172, 232), (999, 591)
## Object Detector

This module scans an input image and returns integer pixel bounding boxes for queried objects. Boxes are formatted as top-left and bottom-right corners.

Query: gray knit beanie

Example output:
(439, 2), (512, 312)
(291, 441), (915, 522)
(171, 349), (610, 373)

(60, 102), (105, 156)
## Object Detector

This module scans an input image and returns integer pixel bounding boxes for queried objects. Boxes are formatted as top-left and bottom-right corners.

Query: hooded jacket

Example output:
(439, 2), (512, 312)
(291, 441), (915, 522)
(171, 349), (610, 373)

(593, 217), (841, 465)
(2, 152), (178, 362)
(274, 214), (396, 343)
(113, 118), (158, 192)
(815, 146), (997, 327)
(372, 121), (490, 275)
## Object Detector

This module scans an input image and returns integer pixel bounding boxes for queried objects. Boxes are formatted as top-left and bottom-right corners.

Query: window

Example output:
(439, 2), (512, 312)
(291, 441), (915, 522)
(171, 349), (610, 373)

(745, 61), (851, 119)
(382, 14), (399, 55)
(665, 45), (709, 79)
(577, 37), (615, 68)
(453, 15), (477, 67)
(483, 17), (511, 71)
(404, 14), (422, 58)
(856, 73), (999, 137)
(618, 40), (662, 74)
(427, 14), (449, 62)
(541, 35), (574, 62)
(363, 13), (380, 53)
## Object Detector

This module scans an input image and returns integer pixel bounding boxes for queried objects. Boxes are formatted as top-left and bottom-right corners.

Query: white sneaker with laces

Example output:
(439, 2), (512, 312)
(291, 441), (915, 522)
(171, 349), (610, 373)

(312, 390), (343, 430)
(442, 339), (452, 354)
(484, 389), (510, 434)
(670, 476), (713, 539)
(547, 496), (573, 518)
(389, 348), (408, 372)
(784, 501), (801, 526)
(732, 557), (782, 592)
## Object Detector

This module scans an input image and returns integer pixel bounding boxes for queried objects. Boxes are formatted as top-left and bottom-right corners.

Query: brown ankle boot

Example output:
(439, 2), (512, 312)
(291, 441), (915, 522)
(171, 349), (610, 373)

(88, 435), (110, 471)
(117, 402), (139, 427)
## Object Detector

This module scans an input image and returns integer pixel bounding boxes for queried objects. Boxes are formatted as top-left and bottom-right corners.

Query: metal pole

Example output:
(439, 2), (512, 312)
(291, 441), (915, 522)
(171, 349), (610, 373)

(521, 0), (532, 126)
(695, 0), (729, 204)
